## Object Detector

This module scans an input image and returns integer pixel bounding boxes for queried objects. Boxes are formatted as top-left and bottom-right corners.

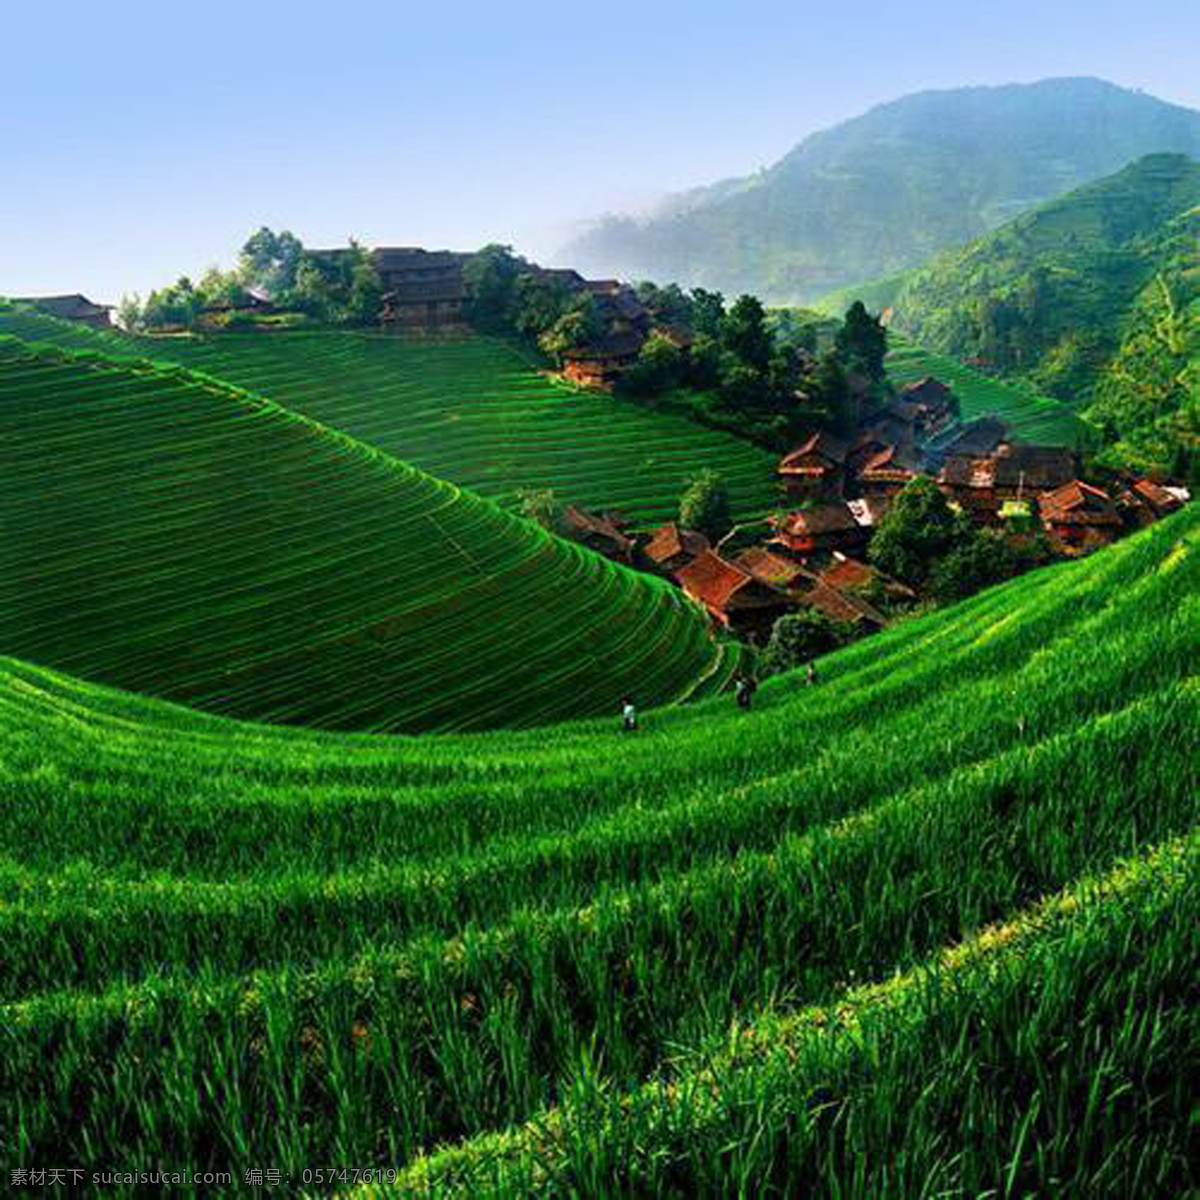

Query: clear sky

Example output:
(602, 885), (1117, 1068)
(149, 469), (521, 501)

(3, 0), (1196, 301)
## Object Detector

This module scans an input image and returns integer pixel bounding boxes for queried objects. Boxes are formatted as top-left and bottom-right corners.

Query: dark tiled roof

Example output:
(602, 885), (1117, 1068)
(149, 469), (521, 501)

(733, 547), (810, 588)
(16, 294), (112, 317)
(778, 503), (859, 537)
(564, 332), (645, 363)
(780, 432), (849, 470)
(563, 506), (634, 552)
(644, 523), (709, 565)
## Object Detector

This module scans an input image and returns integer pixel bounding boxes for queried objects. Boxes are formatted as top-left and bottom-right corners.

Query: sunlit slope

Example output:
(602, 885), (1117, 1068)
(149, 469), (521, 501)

(0, 306), (780, 524)
(0, 508), (1194, 1185)
(0, 335), (727, 731)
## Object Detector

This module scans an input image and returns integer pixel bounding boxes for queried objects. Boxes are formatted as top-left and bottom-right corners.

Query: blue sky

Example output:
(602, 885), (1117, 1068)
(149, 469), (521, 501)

(3, 0), (1196, 300)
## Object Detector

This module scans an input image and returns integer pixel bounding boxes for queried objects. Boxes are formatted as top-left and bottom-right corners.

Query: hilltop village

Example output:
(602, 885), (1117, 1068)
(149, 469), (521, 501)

(19, 236), (1189, 667)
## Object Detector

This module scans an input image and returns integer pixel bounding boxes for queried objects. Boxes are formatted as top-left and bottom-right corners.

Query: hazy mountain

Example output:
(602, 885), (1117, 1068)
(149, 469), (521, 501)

(564, 78), (1200, 301)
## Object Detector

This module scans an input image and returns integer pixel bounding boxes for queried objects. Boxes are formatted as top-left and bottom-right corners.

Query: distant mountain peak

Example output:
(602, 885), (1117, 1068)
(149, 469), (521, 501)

(564, 78), (1200, 302)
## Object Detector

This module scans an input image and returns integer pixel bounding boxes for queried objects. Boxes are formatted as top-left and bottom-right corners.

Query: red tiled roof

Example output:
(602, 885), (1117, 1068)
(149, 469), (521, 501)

(819, 556), (876, 591)
(677, 551), (783, 615)
(802, 581), (887, 627)
(777, 503), (859, 537)
(644, 522), (709, 565)
(734, 547), (810, 588)
(1038, 481), (1121, 526)
(1131, 477), (1183, 513)
(780, 432), (849, 471)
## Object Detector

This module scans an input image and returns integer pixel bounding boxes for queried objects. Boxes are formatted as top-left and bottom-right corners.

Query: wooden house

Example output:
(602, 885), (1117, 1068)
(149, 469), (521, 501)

(732, 547), (812, 592)
(16, 294), (113, 328)
(1115, 477), (1187, 528)
(1038, 481), (1122, 555)
(642, 523), (710, 575)
(771, 502), (864, 557)
(891, 377), (959, 436)
(676, 551), (793, 639)
(856, 444), (923, 499)
(562, 506), (635, 563)
(373, 248), (465, 331)
(818, 553), (916, 602)
(562, 332), (645, 390)
(778, 432), (849, 497)
(799, 581), (887, 630)
(939, 443), (1076, 521)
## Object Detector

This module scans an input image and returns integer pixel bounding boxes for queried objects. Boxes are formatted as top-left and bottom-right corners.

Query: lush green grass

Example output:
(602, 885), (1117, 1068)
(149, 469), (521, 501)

(0, 306), (782, 525)
(887, 336), (1085, 444)
(1, 507), (1194, 1190)
(0, 334), (732, 732)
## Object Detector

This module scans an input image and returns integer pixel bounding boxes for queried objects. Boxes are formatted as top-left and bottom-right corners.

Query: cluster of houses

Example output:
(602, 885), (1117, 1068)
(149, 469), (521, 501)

(563, 375), (1188, 641)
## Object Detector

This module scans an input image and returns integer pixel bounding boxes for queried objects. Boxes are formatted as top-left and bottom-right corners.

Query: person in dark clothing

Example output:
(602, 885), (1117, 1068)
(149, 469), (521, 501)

(621, 697), (638, 732)
(734, 674), (757, 710)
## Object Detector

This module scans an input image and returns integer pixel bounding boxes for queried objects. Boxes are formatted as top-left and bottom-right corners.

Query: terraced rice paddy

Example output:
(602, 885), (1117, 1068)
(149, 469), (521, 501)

(0, 335), (733, 731)
(2, 508), (1194, 1191)
(887, 336), (1084, 444)
(0, 306), (781, 524)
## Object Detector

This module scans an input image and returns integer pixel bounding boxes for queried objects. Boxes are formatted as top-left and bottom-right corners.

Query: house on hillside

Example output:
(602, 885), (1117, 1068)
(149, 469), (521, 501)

(15, 294), (113, 328)
(923, 416), (1009, 471)
(1038, 481), (1122, 555)
(771, 502), (865, 557)
(676, 551), (793, 639)
(856, 444), (924, 499)
(642, 523), (710, 575)
(562, 332), (645, 389)
(799, 580), (888, 630)
(733, 547), (813, 592)
(891, 377), (959, 436)
(778, 432), (849, 497)
(562, 506), (635, 563)
(939, 443), (1076, 522)
(818, 553), (916, 603)
(1115, 477), (1187, 528)
(373, 248), (466, 331)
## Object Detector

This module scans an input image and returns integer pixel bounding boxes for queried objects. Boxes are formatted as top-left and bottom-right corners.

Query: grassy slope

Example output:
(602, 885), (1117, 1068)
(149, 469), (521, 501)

(1, 506), (1194, 1187)
(886, 336), (1085, 444)
(0, 334), (730, 732)
(0, 307), (781, 525)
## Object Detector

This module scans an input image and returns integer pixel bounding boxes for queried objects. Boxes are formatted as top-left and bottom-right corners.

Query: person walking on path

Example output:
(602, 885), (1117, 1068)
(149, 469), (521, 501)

(806, 662), (818, 686)
(734, 674), (757, 710)
(621, 696), (638, 732)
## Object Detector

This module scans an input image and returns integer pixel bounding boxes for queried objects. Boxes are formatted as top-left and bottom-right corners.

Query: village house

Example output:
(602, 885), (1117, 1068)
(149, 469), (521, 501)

(562, 332), (646, 389)
(675, 550), (793, 639)
(923, 415), (1009, 471)
(856, 443), (925, 500)
(890, 377), (959, 437)
(938, 443), (1077, 522)
(373, 248), (466, 332)
(771, 502), (866, 558)
(1037, 481), (1123, 555)
(818, 552), (916, 603)
(732, 546), (813, 592)
(778, 432), (850, 497)
(1115, 477), (1187, 528)
(642, 522), (711, 575)
(562, 506), (635, 563)
(15, 294), (113, 328)
(799, 580), (888, 630)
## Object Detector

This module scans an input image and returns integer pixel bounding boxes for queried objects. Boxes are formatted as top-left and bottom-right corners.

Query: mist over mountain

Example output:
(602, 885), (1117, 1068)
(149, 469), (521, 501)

(563, 78), (1200, 301)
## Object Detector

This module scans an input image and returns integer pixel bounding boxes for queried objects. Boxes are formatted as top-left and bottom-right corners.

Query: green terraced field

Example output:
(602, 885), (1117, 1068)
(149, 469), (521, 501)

(0, 306), (781, 524)
(887, 336), (1085, 444)
(2, 507), (1194, 1191)
(0, 334), (735, 732)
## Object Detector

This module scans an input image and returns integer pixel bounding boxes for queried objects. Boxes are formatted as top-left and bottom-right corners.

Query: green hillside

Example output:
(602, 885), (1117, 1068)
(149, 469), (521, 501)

(566, 78), (1200, 300)
(2, 506), (1194, 1188)
(883, 154), (1199, 405)
(0, 334), (732, 732)
(886, 338), (1084, 444)
(0, 307), (781, 525)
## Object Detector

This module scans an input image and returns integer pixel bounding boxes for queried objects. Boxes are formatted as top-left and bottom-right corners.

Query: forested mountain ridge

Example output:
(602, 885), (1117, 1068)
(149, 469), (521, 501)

(874, 153), (1199, 478)
(565, 78), (1200, 300)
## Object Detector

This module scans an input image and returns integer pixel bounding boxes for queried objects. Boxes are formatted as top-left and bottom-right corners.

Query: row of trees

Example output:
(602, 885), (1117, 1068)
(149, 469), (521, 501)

(119, 229), (384, 331)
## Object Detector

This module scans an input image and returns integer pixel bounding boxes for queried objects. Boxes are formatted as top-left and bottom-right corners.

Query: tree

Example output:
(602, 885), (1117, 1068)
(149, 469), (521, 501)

(517, 487), (564, 534)
(346, 250), (384, 325)
(239, 227), (303, 295)
(835, 300), (888, 379)
(539, 296), (602, 365)
(868, 475), (965, 584)
(679, 469), (732, 540)
(690, 288), (726, 339)
(760, 610), (848, 677)
(620, 332), (684, 395)
(929, 528), (1023, 603)
(723, 294), (772, 372)
(463, 244), (521, 328)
